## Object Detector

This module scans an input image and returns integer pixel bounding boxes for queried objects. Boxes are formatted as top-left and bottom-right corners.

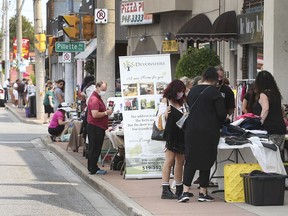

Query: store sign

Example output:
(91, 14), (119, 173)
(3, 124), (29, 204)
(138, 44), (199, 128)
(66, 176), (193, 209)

(237, 11), (264, 44)
(13, 38), (30, 59)
(120, 1), (153, 26)
(162, 40), (179, 53)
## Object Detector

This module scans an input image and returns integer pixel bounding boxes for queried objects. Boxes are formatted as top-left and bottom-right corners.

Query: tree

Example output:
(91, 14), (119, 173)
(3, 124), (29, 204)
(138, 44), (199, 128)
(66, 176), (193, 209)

(84, 60), (95, 76)
(176, 47), (221, 78)
(9, 15), (35, 51)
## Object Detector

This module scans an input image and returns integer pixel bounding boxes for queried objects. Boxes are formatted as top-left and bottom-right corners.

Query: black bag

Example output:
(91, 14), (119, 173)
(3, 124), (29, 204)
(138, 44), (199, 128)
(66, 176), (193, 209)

(112, 155), (124, 171)
(151, 99), (169, 141)
(151, 122), (165, 141)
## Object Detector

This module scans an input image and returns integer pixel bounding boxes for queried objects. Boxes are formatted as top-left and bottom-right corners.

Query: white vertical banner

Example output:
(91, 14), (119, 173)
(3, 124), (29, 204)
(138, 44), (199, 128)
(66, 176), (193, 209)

(119, 54), (171, 179)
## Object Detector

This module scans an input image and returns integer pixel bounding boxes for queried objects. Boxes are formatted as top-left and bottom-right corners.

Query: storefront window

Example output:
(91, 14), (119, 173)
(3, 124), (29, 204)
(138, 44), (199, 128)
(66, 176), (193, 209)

(257, 47), (263, 72)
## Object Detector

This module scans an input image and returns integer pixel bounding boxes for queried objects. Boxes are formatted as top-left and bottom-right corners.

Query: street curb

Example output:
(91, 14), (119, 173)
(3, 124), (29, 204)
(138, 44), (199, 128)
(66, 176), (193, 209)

(5, 104), (42, 125)
(40, 135), (153, 216)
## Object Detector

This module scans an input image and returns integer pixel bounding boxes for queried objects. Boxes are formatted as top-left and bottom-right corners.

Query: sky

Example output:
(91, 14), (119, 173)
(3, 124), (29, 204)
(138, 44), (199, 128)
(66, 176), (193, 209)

(8, 0), (48, 27)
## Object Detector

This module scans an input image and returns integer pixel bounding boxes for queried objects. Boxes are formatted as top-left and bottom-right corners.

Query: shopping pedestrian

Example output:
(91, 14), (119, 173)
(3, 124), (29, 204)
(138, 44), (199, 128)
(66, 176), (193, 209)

(54, 79), (65, 112)
(216, 66), (235, 117)
(242, 83), (256, 114)
(43, 86), (55, 124)
(158, 80), (192, 199)
(48, 102), (71, 141)
(3, 78), (10, 102)
(179, 76), (193, 96)
(253, 71), (286, 151)
(178, 67), (226, 202)
(87, 81), (113, 175)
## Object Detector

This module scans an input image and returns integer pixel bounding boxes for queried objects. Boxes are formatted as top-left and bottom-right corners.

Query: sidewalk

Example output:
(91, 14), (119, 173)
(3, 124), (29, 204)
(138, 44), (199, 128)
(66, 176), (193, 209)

(6, 102), (288, 216)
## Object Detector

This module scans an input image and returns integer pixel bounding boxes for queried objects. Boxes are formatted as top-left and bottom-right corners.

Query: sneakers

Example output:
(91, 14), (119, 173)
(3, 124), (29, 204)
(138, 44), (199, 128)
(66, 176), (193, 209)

(96, 169), (107, 175)
(198, 193), (214, 202)
(90, 169), (107, 175)
(178, 192), (190, 203)
(187, 192), (194, 197)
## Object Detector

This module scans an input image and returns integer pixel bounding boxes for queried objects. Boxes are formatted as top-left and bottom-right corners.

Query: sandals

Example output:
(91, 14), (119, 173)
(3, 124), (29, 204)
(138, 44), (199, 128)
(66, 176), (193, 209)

(50, 136), (61, 142)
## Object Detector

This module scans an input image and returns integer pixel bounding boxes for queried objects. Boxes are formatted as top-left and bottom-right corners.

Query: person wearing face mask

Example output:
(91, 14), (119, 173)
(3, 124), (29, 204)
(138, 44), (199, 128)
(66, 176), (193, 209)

(178, 67), (226, 203)
(158, 80), (193, 199)
(86, 81), (113, 175)
(215, 66), (235, 117)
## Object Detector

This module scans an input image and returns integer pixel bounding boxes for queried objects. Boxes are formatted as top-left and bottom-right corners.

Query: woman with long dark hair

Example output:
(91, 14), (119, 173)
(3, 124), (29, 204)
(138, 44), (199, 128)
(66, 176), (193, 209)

(253, 71), (286, 150)
(158, 80), (192, 199)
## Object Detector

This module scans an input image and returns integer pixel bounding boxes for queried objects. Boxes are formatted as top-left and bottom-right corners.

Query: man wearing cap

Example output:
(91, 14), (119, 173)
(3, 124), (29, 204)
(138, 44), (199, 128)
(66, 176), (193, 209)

(87, 81), (113, 175)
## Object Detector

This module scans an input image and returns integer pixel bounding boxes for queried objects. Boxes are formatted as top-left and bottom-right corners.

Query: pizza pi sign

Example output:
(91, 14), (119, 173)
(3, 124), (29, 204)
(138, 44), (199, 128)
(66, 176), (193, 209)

(120, 1), (153, 26)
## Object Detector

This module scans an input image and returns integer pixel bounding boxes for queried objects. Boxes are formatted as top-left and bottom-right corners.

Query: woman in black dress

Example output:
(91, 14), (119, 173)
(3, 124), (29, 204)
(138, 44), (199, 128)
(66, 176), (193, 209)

(157, 80), (191, 199)
(178, 67), (226, 202)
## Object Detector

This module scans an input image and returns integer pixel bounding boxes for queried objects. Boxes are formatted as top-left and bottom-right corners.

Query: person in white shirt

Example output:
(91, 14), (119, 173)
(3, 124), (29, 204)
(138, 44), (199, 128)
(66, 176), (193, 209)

(2, 78), (10, 102)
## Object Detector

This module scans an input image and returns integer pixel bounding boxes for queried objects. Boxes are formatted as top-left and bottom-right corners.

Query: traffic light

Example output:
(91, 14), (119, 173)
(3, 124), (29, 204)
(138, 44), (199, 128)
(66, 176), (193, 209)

(35, 34), (46, 52)
(48, 36), (58, 55)
(63, 14), (80, 40)
(82, 15), (94, 40)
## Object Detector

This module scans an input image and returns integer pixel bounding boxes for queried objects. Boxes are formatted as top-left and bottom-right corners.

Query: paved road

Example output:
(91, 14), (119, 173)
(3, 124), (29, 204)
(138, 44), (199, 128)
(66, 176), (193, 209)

(0, 107), (124, 216)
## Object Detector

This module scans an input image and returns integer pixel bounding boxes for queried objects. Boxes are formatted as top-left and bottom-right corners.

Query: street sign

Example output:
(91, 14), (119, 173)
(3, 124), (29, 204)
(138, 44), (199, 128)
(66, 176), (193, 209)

(62, 52), (71, 63)
(95, 8), (108, 24)
(55, 42), (85, 52)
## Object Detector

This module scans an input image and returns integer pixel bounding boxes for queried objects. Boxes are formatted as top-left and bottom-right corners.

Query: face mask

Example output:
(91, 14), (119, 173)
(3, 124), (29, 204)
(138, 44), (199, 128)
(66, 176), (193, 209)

(99, 90), (106, 96)
(176, 92), (184, 99)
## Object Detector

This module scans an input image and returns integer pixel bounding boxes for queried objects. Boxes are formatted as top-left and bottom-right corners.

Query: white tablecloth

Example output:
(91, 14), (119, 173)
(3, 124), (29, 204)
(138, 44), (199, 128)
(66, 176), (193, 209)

(213, 137), (287, 189)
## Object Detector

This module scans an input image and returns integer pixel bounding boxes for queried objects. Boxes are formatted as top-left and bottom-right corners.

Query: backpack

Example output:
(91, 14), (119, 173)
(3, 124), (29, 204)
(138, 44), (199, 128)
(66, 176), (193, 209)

(18, 83), (25, 93)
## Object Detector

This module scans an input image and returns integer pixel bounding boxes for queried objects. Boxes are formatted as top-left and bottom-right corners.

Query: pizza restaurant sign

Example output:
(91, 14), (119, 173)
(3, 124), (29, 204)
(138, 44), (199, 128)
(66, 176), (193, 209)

(237, 11), (264, 44)
(120, 1), (153, 26)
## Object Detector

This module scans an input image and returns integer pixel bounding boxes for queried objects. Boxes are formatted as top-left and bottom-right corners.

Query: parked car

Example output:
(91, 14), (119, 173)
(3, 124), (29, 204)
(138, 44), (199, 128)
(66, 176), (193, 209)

(0, 84), (5, 107)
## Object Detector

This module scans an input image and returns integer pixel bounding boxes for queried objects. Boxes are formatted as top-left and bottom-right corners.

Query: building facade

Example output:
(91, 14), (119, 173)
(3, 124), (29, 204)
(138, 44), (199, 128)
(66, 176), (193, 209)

(124, 0), (288, 104)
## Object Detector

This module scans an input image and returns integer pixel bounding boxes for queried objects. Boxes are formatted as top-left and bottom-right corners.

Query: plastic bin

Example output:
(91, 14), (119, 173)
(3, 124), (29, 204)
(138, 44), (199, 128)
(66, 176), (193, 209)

(242, 171), (288, 206)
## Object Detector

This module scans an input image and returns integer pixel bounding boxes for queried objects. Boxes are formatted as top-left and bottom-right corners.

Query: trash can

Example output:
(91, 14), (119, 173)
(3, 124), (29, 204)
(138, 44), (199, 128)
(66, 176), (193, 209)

(29, 96), (36, 117)
(242, 170), (288, 206)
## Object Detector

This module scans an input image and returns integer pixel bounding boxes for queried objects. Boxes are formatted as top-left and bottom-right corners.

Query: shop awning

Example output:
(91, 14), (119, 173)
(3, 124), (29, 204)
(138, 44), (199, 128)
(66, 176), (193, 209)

(74, 38), (97, 60)
(176, 11), (237, 41)
(176, 14), (212, 41)
(209, 11), (237, 41)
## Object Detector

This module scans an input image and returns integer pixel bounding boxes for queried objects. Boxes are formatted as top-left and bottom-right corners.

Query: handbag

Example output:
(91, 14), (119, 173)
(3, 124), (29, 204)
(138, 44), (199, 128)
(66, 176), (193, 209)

(151, 100), (169, 141)
(151, 122), (165, 141)
(176, 86), (211, 129)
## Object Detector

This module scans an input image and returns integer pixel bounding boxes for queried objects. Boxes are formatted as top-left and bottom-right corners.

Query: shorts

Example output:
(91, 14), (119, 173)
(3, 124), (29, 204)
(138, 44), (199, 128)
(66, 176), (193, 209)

(48, 125), (65, 136)
(44, 105), (54, 115)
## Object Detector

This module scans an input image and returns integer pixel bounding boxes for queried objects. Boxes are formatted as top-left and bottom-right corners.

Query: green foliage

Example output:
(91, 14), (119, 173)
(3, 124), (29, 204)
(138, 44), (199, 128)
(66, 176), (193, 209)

(84, 60), (95, 76)
(30, 73), (36, 85)
(9, 15), (35, 51)
(176, 47), (221, 78)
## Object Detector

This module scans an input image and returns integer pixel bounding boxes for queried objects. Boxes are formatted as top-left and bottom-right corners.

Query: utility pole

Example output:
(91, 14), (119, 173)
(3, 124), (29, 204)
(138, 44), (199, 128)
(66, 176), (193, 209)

(96, 0), (115, 98)
(5, 0), (10, 80)
(65, 0), (75, 104)
(33, 0), (45, 122)
(16, 0), (23, 80)
(1, 0), (5, 83)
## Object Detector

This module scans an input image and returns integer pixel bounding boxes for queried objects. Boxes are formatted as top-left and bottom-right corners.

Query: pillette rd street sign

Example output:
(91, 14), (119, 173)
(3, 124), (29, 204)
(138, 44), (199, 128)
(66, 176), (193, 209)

(55, 42), (85, 52)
